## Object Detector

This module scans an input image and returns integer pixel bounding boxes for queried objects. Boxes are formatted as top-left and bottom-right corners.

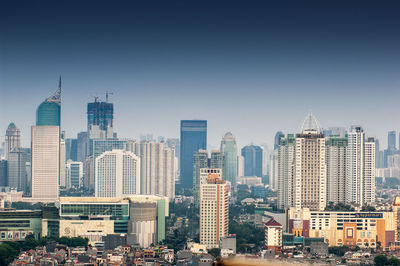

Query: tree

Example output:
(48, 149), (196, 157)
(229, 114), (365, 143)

(209, 248), (221, 259)
(374, 255), (388, 266)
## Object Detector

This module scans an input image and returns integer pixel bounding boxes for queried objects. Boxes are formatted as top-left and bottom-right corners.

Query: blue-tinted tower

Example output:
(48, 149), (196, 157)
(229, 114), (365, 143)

(180, 120), (207, 188)
(36, 77), (61, 126)
(241, 145), (263, 177)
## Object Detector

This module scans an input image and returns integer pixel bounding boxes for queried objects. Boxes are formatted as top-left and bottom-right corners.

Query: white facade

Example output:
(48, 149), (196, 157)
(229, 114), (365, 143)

(265, 220), (282, 250)
(200, 174), (229, 248)
(95, 149), (140, 197)
(269, 150), (278, 191)
(59, 136), (66, 187)
(31, 126), (60, 200)
(277, 136), (295, 209)
(66, 160), (83, 188)
(294, 129), (326, 211)
(346, 127), (375, 206)
(326, 137), (347, 204)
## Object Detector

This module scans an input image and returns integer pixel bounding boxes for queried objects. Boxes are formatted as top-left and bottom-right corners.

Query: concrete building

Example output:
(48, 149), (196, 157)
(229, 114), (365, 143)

(326, 136), (347, 204)
(7, 148), (28, 193)
(346, 126), (375, 206)
(87, 98), (114, 139)
(0, 160), (7, 187)
(200, 173), (229, 248)
(95, 149), (140, 197)
(241, 145), (263, 178)
(293, 113), (326, 211)
(269, 150), (278, 191)
(287, 200), (400, 250)
(265, 218), (282, 253)
(5, 122), (21, 160)
(277, 134), (295, 209)
(193, 150), (209, 205)
(0, 209), (42, 241)
(59, 132), (66, 188)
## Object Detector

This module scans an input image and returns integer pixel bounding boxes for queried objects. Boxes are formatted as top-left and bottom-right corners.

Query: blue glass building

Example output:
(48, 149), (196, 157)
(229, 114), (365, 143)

(36, 79), (61, 126)
(241, 145), (263, 177)
(180, 120), (207, 188)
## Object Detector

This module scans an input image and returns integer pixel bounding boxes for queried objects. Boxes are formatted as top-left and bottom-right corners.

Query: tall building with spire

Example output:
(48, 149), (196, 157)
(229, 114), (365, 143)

(5, 122), (21, 160)
(31, 77), (61, 201)
(220, 132), (238, 188)
(293, 113), (326, 211)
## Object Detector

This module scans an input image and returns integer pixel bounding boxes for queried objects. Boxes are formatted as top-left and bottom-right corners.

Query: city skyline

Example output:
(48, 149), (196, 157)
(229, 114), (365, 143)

(1, 0), (400, 149)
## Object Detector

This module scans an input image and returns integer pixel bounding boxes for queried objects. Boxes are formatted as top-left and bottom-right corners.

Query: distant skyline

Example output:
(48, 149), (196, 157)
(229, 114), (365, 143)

(1, 0), (399, 149)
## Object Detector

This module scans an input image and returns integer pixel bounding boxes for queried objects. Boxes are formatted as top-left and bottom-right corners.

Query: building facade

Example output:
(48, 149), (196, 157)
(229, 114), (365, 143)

(220, 132), (238, 189)
(180, 120), (207, 188)
(95, 149), (140, 197)
(193, 150), (209, 205)
(265, 218), (283, 253)
(65, 160), (83, 188)
(5, 122), (21, 160)
(241, 145), (263, 178)
(200, 173), (229, 248)
(87, 99), (114, 139)
(7, 148), (28, 193)
(326, 137), (347, 204)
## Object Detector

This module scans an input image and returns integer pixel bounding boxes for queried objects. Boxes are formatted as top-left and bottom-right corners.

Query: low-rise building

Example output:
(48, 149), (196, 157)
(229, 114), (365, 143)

(264, 218), (282, 253)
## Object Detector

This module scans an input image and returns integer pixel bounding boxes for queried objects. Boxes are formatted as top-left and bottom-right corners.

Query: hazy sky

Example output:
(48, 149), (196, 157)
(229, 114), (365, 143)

(1, 0), (399, 150)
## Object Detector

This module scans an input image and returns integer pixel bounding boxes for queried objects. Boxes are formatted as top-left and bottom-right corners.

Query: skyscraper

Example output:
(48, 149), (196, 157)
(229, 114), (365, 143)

(5, 122), (21, 160)
(31, 79), (61, 201)
(59, 132), (66, 187)
(65, 138), (78, 161)
(87, 98), (114, 139)
(210, 150), (224, 169)
(241, 145), (263, 177)
(180, 120), (207, 188)
(388, 131), (396, 150)
(277, 134), (295, 209)
(0, 160), (7, 187)
(193, 150), (209, 204)
(346, 126), (375, 205)
(220, 132), (238, 187)
(95, 149), (140, 197)
(199, 172), (229, 248)
(326, 136), (347, 204)
(7, 148), (28, 193)
(77, 131), (88, 162)
(274, 131), (284, 150)
(293, 113), (326, 211)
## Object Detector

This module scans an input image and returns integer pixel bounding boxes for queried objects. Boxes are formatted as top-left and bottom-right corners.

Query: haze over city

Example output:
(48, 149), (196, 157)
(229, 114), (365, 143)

(1, 0), (400, 148)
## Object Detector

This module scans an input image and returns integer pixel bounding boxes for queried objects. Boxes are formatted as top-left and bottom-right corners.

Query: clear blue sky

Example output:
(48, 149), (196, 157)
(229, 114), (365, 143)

(1, 0), (399, 150)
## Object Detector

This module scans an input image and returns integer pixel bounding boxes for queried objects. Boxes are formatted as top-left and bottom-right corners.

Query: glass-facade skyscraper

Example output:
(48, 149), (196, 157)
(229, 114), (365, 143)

(180, 120), (207, 188)
(220, 132), (238, 187)
(87, 100), (114, 139)
(241, 145), (263, 177)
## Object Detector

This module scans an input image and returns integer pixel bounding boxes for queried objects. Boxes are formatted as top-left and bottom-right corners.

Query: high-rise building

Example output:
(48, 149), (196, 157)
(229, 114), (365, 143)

(0, 160), (7, 187)
(293, 114), (326, 211)
(193, 150), (209, 205)
(180, 120), (207, 188)
(269, 150), (278, 191)
(59, 132), (66, 188)
(31, 79), (61, 201)
(76, 131), (88, 162)
(326, 136), (347, 204)
(65, 138), (78, 161)
(277, 134), (295, 209)
(274, 131), (284, 150)
(5, 122), (21, 160)
(220, 132), (238, 187)
(95, 149), (140, 197)
(210, 150), (224, 169)
(87, 99), (114, 139)
(65, 160), (83, 188)
(346, 126), (375, 205)
(241, 145), (263, 177)
(264, 218), (283, 253)
(199, 173), (229, 248)
(322, 127), (346, 138)
(237, 155), (244, 177)
(388, 131), (396, 150)
(7, 148), (28, 193)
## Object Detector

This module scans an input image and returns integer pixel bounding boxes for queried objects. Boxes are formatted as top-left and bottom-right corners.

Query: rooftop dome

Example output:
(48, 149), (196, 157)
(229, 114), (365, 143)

(7, 122), (16, 129)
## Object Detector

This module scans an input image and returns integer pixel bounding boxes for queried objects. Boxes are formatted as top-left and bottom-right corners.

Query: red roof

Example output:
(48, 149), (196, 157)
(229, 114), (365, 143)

(265, 218), (282, 227)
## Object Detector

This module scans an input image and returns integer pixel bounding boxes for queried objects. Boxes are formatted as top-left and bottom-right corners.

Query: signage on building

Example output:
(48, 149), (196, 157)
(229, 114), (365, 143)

(354, 213), (383, 218)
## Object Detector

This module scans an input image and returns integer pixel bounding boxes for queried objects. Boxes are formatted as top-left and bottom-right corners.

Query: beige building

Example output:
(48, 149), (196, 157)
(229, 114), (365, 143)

(294, 114), (326, 211)
(287, 197), (400, 250)
(31, 126), (60, 201)
(200, 174), (229, 248)
(265, 218), (282, 252)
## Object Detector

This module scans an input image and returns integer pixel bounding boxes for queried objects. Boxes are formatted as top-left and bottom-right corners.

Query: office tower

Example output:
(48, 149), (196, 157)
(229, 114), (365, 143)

(193, 150), (209, 205)
(241, 145), (263, 177)
(326, 136), (347, 204)
(180, 120), (207, 188)
(65, 160), (83, 188)
(274, 131), (284, 150)
(199, 173), (229, 248)
(31, 80), (61, 201)
(65, 138), (78, 161)
(83, 156), (94, 190)
(0, 160), (7, 186)
(76, 132), (88, 162)
(237, 155), (244, 177)
(388, 131), (396, 150)
(95, 149), (140, 197)
(220, 132), (238, 187)
(269, 150), (278, 190)
(5, 122), (21, 160)
(388, 154), (400, 168)
(277, 134), (295, 209)
(346, 126), (375, 205)
(59, 132), (66, 188)
(87, 98), (114, 139)
(293, 113), (326, 211)
(7, 148), (28, 192)
(210, 150), (224, 169)
(375, 139), (382, 168)
(137, 141), (155, 195)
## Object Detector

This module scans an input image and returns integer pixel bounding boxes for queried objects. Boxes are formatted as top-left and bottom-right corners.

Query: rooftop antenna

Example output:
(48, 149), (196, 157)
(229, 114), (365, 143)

(106, 91), (114, 102)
